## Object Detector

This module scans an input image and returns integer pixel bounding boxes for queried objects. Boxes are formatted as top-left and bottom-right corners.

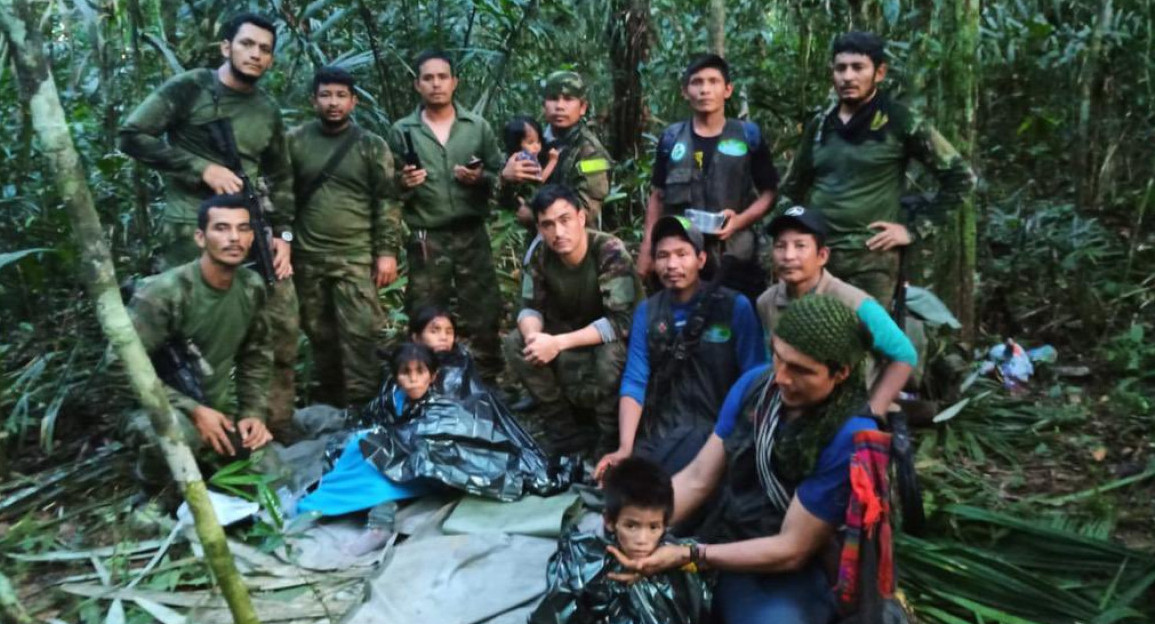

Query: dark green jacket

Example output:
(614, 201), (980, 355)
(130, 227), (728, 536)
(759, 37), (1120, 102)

(779, 95), (975, 249)
(386, 104), (505, 229)
(544, 122), (613, 224)
(118, 68), (295, 232)
(287, 120), (402, 262)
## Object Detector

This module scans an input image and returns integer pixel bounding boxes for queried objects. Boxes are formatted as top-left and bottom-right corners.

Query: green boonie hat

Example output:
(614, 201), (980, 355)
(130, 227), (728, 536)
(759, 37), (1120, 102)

(543, 70), (587, 98)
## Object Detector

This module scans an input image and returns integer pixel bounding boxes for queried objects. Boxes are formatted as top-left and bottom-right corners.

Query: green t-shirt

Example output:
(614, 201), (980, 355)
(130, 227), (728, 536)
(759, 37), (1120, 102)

(521, 230), (642, 339)
(287, 120), (402, 262)
(129, 261), (272, 421)
(118, 68), (295, 231)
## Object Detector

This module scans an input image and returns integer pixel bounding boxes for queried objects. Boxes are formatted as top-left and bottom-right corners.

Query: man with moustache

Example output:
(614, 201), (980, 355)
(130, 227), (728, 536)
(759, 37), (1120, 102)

(778, 31), (975, 303)
(596, 216), (765, 478)
(287, 66), (402, 408)
(122, 195), (274, 492)
(119, 12), (300, 439)
(387, 50), (507, 385)
(503, 185), (642, 458)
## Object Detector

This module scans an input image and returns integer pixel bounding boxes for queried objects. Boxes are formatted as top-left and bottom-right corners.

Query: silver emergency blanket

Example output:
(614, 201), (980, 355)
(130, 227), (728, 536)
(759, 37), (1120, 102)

(354, 346), (575, 500)
(528, 529), (713, 624)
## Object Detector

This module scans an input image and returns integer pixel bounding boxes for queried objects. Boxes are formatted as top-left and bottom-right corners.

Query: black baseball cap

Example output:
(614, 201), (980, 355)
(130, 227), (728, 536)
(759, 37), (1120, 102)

(651, 215), (705, 257)
(766, 206), (828, 246)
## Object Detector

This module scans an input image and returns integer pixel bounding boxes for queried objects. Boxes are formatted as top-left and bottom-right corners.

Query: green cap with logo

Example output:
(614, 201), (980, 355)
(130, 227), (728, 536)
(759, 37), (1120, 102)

(543, 70), (588, 98)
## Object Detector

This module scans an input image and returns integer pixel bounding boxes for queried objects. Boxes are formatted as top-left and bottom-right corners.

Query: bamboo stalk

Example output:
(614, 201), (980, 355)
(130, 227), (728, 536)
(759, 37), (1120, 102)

(0, 1), (260, 622)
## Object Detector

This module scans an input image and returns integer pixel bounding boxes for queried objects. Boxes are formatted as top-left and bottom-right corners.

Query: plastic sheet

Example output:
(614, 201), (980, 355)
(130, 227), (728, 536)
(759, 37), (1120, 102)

(528, 529), (713, 624)
(358, 374), (574, 502)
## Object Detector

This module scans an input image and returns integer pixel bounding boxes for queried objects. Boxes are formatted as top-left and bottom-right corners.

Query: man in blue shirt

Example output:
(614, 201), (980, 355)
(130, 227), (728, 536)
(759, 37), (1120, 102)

(606, 294), (879, 624)
(595, 215), (765, 478)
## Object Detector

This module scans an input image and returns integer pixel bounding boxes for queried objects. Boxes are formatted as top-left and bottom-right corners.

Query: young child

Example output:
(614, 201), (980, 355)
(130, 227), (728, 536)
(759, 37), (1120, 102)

(503, 115), (559, 227)
(529, 457), (712, 624)
(409, 304), (456, 355)
(296, 343), (438, 555)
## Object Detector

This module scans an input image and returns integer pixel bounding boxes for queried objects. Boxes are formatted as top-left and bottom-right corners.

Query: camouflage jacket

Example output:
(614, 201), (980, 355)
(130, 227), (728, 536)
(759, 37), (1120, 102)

(778, 92), (976, 250)
(521, 230), (642, 341)
(128, 262), (273, 422)
(544, 122), (613, 226)
(118, 68), (296, 233)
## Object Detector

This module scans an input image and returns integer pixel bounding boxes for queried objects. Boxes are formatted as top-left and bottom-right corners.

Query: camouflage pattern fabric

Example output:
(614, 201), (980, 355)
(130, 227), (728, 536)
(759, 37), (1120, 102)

(265, 277), (299, 439)
(405, 223), (504, 384)
(543, 70), (588, 99)
(294, 258), (385, 407)
(152, 221), (201, 273)
(503, 329), (627, 459)
(825, 247), (901, 308)
(545, 122), (613, 227)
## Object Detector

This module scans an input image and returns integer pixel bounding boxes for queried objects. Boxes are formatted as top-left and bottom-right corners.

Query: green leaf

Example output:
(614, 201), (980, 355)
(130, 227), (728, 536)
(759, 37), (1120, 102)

(0, 247), (52, 271)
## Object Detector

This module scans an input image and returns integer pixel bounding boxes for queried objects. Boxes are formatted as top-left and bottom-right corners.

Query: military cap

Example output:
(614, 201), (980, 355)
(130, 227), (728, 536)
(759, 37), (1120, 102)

(543, 71), (588, 99)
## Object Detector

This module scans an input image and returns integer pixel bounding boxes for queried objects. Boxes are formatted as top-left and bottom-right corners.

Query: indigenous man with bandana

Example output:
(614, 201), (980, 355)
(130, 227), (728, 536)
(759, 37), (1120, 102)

(503, 70), (613, 227)
(778, 31), (975, 304)
(639, 54), (779, 302)
(119, 13), (301, 440)
(594, 215), (765, 479)
(607, 295), (879, 624)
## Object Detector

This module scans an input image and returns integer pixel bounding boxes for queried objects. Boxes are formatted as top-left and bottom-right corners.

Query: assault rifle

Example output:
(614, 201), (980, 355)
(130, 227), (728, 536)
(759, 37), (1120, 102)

(151, 339), (212, 406)
(205, 119), (277, 285)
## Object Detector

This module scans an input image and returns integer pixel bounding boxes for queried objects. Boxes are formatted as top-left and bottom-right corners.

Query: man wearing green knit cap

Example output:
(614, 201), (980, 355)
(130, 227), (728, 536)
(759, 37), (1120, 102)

(503, 70), (613, 227)
(606, 294), (878, 624)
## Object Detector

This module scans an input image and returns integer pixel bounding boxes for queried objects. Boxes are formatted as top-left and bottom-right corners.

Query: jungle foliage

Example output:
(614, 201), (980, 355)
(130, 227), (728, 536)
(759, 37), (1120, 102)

(1, 0), (1153, 622)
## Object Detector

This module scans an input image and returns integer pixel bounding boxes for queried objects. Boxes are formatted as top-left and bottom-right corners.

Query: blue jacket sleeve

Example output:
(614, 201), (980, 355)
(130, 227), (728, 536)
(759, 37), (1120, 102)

(731, 295), (769, 373)
(856, 299), (918, 366)
(619, 302), (650, 404)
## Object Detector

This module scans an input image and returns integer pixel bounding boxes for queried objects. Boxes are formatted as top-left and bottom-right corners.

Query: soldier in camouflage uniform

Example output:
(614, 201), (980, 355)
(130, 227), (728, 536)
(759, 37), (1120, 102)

(288, 67), (401, 407)
(122, 195), (274, 488)
(503, 71), (613, 227)
(118, 12), (301, 440)
(778, 31), (976, 304)
(503, 185), (642, 458)
(387, 50), (507, 385)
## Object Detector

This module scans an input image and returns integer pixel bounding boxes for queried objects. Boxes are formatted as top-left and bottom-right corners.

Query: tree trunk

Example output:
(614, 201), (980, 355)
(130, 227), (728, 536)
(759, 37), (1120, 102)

(931, 0), (980, 343)
(607, 0), (649, 162)
(707, 0), (725, 57)
(0, 2), (261, 623)
(1076, 0), (1112, 210)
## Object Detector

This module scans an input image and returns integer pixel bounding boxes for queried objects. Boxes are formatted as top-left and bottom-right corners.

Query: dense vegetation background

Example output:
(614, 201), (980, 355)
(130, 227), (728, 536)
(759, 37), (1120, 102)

(1, 0), (1153, 622)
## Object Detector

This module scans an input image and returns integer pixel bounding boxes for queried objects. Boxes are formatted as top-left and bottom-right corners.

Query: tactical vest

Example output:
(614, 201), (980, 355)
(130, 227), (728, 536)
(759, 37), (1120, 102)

(661, 119), (758, 215)
(695, 367), (786, 543)
(641, 286), (739, 439)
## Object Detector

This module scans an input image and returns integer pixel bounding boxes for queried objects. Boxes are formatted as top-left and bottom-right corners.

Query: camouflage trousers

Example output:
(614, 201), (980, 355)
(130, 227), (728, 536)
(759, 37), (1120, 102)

(153, 219), (300, 439)
(120, 409), (285, 491)
(503, 329), (627, 458)
(827, 247), (901, 307)
(294, 257), (385, 407)
(405, 222), (503, 383)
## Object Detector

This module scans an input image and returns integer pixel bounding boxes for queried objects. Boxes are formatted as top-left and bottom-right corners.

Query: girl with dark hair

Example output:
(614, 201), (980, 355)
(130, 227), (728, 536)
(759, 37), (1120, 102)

(502, 116), (559, 229)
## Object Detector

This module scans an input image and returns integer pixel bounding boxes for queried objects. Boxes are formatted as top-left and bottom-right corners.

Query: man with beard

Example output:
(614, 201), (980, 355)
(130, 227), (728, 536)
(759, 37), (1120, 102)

(287, 66), (401, 408)
(387, 50), (507, 386)
(595, 216), (765, 478)
(119, 12), (301, 440)
(502, 71), (613, 228)
(504, 185), (642, 458)
(778, 31), (975, 303)
(123, 195), (274, 493)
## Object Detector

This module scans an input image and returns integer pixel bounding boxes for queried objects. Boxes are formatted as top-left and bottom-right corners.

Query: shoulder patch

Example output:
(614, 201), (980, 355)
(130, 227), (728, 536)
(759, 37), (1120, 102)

(579, 158), (610, 174)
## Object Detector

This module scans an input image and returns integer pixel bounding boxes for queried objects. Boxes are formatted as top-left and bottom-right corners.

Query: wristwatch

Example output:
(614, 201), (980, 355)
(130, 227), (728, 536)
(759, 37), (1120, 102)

(279, 231), (294, 243)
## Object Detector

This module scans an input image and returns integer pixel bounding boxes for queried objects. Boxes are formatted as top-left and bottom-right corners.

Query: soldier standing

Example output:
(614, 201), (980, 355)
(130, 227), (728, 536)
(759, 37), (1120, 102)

(288, 67), (401, 407)
(387, 50), (506, 386)
(118, 12), (300, 440)
(503, 71), (613, 228)
(778, 31), (976, 304)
